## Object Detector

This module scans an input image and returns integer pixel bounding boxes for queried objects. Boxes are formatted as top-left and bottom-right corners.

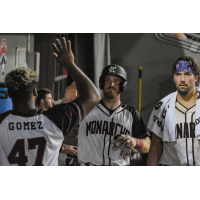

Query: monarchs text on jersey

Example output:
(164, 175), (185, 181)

(78, 101), (148, 166)
(160, 101), (199, 165)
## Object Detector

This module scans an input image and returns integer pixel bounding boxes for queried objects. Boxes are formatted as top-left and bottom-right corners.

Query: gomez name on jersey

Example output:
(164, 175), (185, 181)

(8, 121), (43, 130)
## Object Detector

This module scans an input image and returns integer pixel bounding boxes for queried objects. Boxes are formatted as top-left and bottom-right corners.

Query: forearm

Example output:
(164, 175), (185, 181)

(65, 63), (99, 100)
(147, 147), (162, 166)
(65, 63), (100, 116)
(146, 133), (163, 166)
(52, 38), (100, 118)
(135, 136), (151, 154)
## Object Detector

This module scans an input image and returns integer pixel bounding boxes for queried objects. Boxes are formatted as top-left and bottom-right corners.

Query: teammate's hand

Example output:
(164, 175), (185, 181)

(123, 135), (137, 149)
(63, 82), (79, 103)
(120, 148), (133, 160)
(62, 144), (77, 156)
(112, 134), (137, 160)
(52, 38), (75, 67)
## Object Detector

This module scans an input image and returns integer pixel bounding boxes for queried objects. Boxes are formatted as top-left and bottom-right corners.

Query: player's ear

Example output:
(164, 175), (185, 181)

(41, 99), (44, 104)
(194, 74), (198, 83)
(33, 87), (37, 97)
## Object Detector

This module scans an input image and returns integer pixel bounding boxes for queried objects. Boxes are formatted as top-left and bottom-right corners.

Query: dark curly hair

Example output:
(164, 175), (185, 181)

(5, 67), (37, 100)
(172, 55), (200, 85)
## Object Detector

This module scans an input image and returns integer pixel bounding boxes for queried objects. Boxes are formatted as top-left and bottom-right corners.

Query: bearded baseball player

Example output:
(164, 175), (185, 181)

(36, 88), (54, 111)
(0, 38), (100, 166)
(78, 64), (150, 166)
(36, 86), (78, 164)
(147, 55), (200, 166)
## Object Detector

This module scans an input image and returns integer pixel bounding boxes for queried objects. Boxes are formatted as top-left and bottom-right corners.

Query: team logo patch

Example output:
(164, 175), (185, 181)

(0, 39), (7, 79)
(162, 109), (167, 119)
(155, 101), (163, 110)
(109, 66), (117, 73)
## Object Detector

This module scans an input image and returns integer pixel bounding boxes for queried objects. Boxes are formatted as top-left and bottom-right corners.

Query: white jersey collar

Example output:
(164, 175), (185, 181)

(97, 101), (126, 117)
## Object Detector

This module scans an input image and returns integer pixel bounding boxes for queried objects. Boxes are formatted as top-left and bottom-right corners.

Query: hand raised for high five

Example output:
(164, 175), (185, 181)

(52, 38), (74, 67)
(52, 37), (100, 119)
(63, 82), (79, 103)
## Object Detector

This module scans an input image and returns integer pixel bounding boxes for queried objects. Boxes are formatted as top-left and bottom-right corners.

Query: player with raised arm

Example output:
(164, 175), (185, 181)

(0, 38), (100, 166)
(36, 84), (79, 163)
(78, 64), (150, 166)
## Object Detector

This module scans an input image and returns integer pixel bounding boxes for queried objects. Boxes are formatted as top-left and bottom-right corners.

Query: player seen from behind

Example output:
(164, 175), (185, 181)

(0, 38), (100, 166)
(36, 84), (79, 164)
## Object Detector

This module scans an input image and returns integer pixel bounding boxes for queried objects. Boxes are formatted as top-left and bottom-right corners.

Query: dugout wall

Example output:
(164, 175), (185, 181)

(109, 33), (200, 125)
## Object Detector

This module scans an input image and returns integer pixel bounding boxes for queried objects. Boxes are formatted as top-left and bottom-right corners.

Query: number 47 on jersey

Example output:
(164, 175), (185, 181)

(8, 137), (46, 166)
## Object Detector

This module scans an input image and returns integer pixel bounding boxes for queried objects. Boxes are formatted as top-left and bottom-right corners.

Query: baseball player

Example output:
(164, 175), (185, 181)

(36, 82), (78, 110)
(36, 88), (54, 111)
(36, 86), (78, 159)
(147, 55), (200, 166)
(0, 38), (100, 166)
(78, 64), (150, 166)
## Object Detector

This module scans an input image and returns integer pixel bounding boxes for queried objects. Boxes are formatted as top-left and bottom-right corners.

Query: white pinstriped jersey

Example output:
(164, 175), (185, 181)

(78, 101), (148, 166)
(0, 102), (83, 166)
(160, 101), (200, 166)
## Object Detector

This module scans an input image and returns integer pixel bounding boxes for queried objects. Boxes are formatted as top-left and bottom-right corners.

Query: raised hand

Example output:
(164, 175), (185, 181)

(52, 38), (74, 67)
(52, 37), (100, 119)
(63, 82), (79, 103)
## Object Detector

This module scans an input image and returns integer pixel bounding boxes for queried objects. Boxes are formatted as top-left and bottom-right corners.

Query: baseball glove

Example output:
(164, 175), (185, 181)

(112, 134), (137, 160)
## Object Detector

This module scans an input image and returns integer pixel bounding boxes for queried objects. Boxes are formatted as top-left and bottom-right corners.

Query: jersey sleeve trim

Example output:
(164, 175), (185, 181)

(125, 105), (148, 139)
(0, 110), (12, 124)
(136, 131), (150, 139)
(116, 104), (127, 114)
(44, 102), (82, 136)
(72, 100), (84, 122)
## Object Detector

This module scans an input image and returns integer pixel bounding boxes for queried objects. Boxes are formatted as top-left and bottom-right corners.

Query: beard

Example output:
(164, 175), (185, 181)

(104, 87), (120, 99)
(44, 101), (53, 109)
(177, 89), (189, 96)
(177, 84), (190, 96)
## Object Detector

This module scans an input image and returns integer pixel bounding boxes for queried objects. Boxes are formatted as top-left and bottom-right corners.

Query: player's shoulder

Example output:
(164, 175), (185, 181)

(123, 104), (138, 113)
(160, 92), (175, 102)
(0, 110), (12, 124)
(196, 87), (200, 99)
(154, 92), (175, 111)
(92, 100), (104, 110)
(87, 101), (101, 114)
(45, 100), (84, 116)
(121, 104), (141, 119)
(83, 101), (106, 119)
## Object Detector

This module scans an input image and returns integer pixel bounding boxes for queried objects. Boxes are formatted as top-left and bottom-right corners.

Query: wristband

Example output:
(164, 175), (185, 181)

(135, 139), (143, 148)
(60, 143), (65, 153)
(62, 144), (66, 152)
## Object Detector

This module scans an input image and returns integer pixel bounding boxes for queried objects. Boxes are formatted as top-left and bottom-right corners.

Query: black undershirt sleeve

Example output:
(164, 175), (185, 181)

(131, 108), (149, 139)
(43, 101), (84, 136)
